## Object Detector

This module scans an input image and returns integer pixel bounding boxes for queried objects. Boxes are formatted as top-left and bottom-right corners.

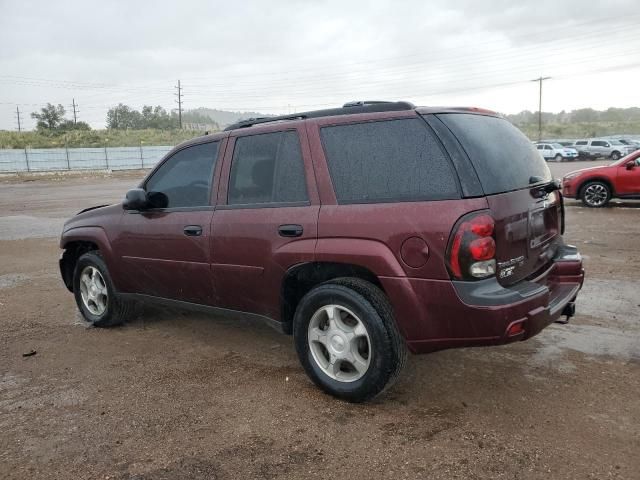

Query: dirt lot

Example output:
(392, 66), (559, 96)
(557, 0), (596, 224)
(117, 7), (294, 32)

(1, 163), (639, 479)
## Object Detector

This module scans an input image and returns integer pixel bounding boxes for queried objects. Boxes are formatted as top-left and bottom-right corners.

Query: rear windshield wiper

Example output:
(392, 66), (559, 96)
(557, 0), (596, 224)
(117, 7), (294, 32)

(530, 178), (561, 197)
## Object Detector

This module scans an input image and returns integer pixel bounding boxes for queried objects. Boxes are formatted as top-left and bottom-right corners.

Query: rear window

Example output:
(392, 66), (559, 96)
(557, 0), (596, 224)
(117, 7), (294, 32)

(320, 118), (459, 204)
(437, 114), (551, 194)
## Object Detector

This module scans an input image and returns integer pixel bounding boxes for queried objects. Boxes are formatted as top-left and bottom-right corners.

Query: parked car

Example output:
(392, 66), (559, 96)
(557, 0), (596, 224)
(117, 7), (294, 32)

(572, 138), (634, 160)
(562, 149), (640, 207)
(617, 138), (640, 152)
(59, 101), (584, 402)
(535, 142), (579, 162)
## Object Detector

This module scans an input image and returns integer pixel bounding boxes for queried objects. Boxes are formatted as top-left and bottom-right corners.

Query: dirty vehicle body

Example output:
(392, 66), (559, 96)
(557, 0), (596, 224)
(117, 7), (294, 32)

(562, 150), (640, 207)
(59, 101), (584, 401)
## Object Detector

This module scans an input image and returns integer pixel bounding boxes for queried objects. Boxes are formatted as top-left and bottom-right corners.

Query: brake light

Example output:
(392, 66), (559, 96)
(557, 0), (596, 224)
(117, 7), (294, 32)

(447, 212), (497, 280)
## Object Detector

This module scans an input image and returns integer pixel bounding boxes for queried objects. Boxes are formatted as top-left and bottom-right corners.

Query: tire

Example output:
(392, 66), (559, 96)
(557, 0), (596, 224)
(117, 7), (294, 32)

(293, 277), (407, 402)
(580, 181), (611, 208)
(611, 151), (621, 160)
(73, 251), (137, 327)
(554, 154), (563, 162)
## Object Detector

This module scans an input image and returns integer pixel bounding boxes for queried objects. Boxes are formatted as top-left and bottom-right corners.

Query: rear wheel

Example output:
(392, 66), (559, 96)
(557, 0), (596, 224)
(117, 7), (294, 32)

(554, 153), (563, 162)
(580, 181), (611, 208)
(293, 278), (407, 402)
(73, 251), (137, 327)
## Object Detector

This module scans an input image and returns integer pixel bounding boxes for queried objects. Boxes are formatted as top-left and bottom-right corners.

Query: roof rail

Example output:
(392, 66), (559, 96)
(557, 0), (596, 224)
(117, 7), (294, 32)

(224, 101), (415, 131)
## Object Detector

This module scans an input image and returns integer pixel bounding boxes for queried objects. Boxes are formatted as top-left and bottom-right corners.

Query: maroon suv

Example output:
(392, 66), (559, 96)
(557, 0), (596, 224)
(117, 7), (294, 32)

(59, 101), (584, 402)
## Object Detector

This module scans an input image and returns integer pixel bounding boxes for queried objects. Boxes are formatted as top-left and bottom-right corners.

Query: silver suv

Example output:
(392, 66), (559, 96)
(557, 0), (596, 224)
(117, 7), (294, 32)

(572, 139), (634, 160)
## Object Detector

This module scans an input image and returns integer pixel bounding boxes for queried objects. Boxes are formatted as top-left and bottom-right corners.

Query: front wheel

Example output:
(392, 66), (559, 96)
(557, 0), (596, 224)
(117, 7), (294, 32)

(73, 251), (137, 327)
(611, 151), (621, 160)
(580, 181), (611, 208)
(554, 154), (563, 162)
(293, 278), (407, 402)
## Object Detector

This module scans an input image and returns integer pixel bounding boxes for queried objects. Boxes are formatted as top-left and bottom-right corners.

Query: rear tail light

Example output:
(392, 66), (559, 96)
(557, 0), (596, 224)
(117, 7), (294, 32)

(447, 211), (497, 280)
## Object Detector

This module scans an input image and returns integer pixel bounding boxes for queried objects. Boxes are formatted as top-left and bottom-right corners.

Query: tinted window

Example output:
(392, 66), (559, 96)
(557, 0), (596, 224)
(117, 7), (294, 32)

(320, 118), (458, 204)
(592, 141), (606, 147)
(145, 141), (218, 208)
(437, 114), (551, 194)
(228, 131), (308, 205)
(576, 141), (588, 145)
(536, 145), (543, 150)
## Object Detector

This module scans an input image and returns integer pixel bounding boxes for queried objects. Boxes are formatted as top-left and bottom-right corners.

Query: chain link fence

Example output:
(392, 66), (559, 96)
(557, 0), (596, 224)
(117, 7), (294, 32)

(0, 145), (174, 173)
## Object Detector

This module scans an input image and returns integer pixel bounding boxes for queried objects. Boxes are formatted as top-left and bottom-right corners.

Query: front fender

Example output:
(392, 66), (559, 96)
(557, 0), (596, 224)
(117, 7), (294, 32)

(60, 226), (123, 290)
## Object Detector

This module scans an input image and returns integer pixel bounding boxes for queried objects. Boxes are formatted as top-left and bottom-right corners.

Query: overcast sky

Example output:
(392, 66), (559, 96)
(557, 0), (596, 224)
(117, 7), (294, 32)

(1, 0), (640, 130)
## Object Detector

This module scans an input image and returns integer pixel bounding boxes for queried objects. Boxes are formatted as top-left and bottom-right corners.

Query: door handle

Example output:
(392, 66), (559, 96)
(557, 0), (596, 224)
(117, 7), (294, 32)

(278, 224), (303, 237)
(183, 225), (203, 236)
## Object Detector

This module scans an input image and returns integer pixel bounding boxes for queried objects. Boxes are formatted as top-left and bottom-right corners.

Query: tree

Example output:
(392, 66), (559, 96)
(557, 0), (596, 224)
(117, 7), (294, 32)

(107, 104), (178, 129)
(106, 104), (142, 129)
(58, 120), (91, 132)
(31, 103), (66, 130)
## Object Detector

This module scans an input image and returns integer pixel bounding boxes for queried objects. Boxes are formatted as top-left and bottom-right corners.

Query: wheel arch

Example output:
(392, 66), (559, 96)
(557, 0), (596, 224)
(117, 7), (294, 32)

(60, 226), (116, 291)
(577, 176), (616, 198)
(280, 261), (384, 335)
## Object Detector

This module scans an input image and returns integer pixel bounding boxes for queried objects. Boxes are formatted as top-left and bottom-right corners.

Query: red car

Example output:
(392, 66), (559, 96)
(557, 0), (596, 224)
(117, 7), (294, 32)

(562, 150), (640, 207)
(59, 102), (584, 402)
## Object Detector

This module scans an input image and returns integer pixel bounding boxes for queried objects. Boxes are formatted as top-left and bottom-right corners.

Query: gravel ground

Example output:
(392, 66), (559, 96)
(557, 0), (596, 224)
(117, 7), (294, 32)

(1, 162), (639, 479)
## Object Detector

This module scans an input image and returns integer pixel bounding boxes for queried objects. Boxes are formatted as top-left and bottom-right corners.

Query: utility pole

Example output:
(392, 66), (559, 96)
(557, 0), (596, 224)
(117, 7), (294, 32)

(15, 106), (21, 132)
(72, 98), (78, 124)
(531, 76), (551, 142)
(175, 80), (183, 129)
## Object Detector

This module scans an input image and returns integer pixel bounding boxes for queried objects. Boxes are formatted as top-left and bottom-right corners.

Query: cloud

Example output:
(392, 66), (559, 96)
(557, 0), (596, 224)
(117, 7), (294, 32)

(1, 0), (639, 129)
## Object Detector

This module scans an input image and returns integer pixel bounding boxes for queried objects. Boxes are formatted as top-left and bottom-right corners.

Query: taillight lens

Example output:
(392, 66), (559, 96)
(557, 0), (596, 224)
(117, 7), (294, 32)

(447, 212), (497, 280)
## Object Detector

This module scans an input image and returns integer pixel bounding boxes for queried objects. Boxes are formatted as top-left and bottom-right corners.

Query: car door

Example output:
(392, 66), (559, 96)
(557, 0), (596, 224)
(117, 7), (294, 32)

(591, 140), (605, 157)
(211, 125), (319, 320)
(113, 139), (224, 304)
(536, 144), (546, 159)
(617, 155), (640, 195)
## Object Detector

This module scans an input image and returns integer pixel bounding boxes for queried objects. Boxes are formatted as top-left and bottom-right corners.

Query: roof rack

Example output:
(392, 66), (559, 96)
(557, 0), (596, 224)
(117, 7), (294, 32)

(224, 101), (415, 131)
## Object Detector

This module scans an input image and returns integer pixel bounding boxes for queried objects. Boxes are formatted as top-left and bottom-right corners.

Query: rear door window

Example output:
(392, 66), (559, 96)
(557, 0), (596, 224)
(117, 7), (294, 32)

(436, 114), (551, 194)
(320, 118), (459, 204)
(228, 131), (308, 205)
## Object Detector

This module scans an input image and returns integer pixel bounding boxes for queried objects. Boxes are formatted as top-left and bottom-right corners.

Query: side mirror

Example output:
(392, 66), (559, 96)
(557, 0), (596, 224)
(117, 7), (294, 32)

(626, 162), (635, 170)
(123, 188), (148, 210)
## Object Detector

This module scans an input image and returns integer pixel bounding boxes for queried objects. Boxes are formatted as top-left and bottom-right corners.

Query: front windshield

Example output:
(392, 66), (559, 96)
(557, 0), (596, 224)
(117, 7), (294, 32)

(552, 143), (564, 148)
(610, 140), (623, 145)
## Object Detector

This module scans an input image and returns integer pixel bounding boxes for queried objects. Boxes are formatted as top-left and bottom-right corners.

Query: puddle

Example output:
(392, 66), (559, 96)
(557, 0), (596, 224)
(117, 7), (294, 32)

(576, 278), (640, 327)
(0, 273), (28, 289)
(0, 215), (65, 240)
(529, 324), (640, 370)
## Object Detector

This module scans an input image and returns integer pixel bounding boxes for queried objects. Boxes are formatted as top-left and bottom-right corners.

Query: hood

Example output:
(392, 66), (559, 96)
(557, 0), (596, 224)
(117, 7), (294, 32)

(563, 165), (611, 178)
(62, 203), (122, 233)
(77, 204), (110, 215)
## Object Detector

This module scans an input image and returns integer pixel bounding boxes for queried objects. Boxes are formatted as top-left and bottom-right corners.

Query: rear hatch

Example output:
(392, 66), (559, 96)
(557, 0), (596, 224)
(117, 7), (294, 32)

(436, 113), (562, 285)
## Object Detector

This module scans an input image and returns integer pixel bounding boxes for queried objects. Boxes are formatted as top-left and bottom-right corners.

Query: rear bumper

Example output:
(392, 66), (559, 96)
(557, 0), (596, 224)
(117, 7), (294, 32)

(380, 245), (584, 354)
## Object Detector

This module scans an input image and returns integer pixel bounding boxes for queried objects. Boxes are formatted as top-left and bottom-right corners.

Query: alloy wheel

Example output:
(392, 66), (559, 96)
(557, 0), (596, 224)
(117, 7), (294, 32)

(307, 305), (371, 382)
(584, 184), (608, 207)
(79, 266), (108, 316)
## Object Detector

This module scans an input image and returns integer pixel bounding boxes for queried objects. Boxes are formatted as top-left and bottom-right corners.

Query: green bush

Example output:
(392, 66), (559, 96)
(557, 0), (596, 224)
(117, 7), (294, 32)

(0, 129), (208, 149)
